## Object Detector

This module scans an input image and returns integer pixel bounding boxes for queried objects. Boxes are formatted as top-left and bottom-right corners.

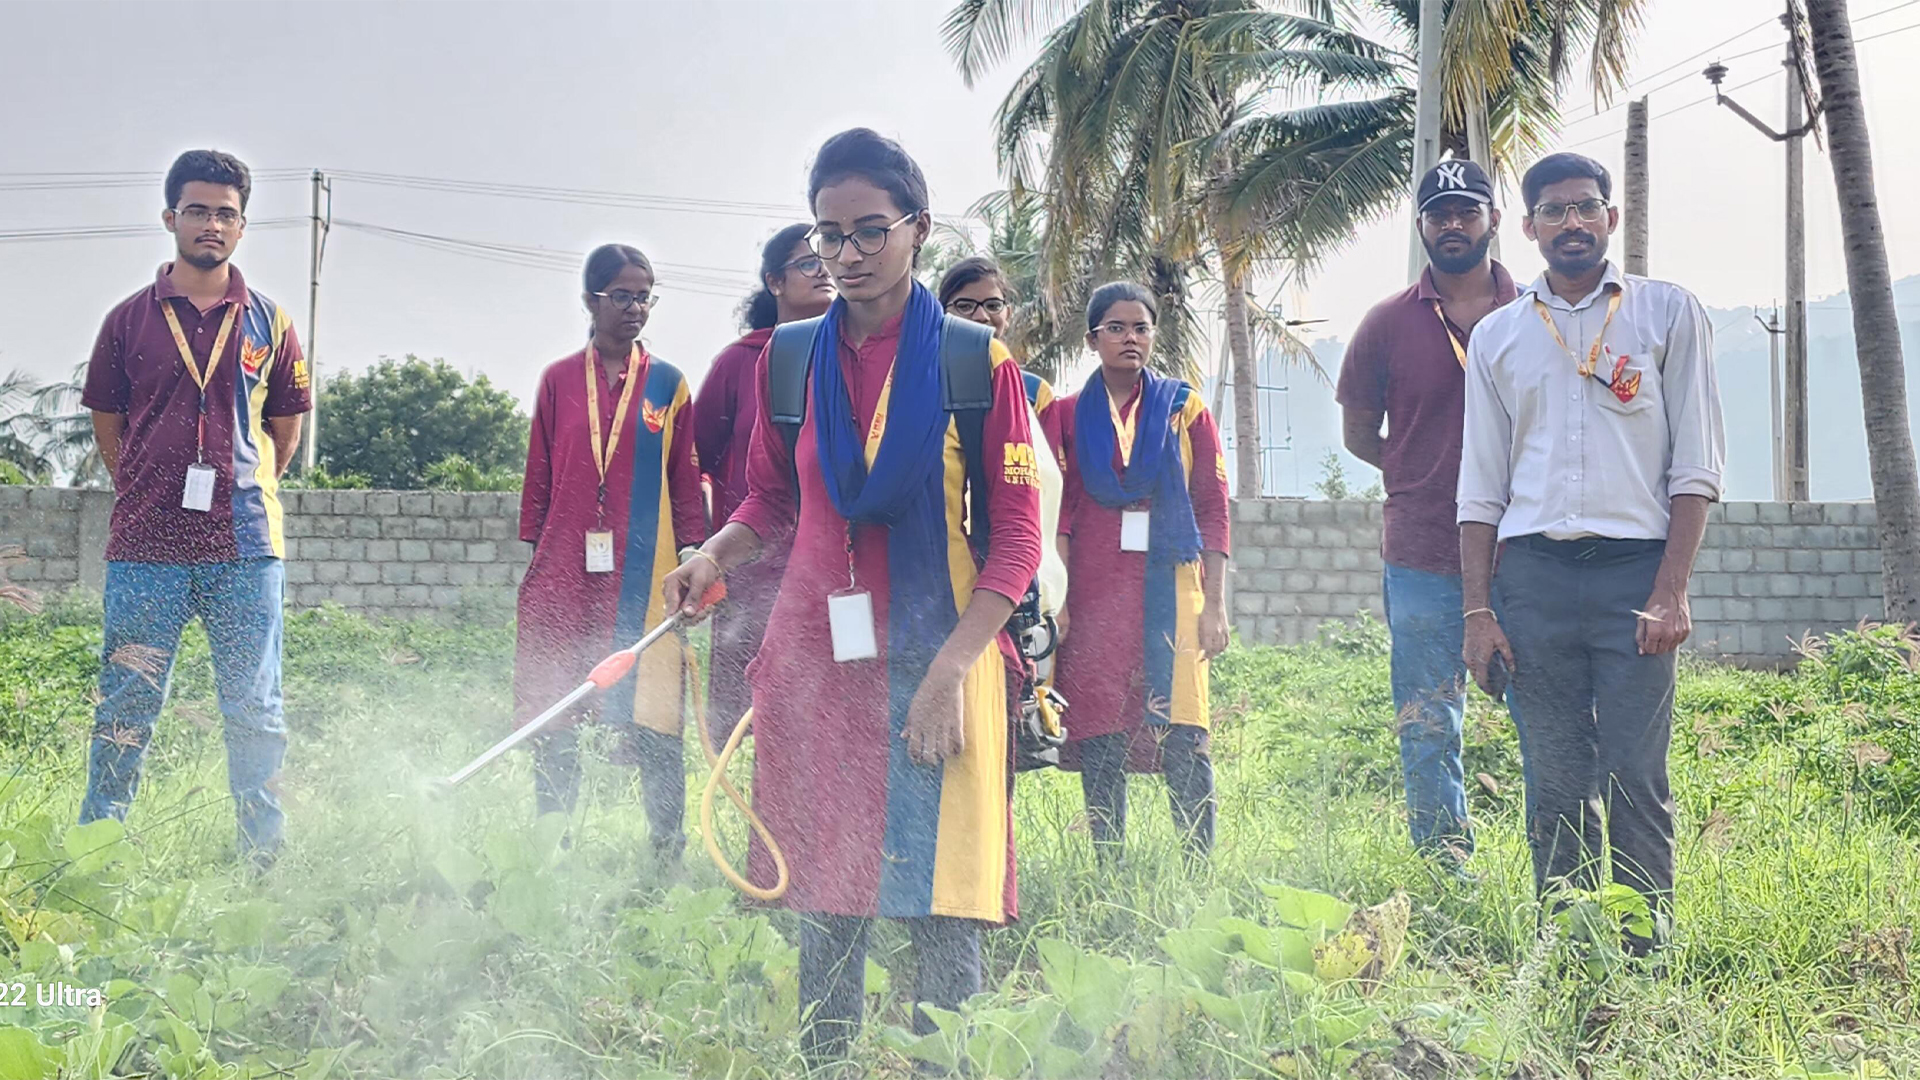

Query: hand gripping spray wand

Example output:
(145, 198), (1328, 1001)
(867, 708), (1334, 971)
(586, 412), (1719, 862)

(435, 580), (789, 901)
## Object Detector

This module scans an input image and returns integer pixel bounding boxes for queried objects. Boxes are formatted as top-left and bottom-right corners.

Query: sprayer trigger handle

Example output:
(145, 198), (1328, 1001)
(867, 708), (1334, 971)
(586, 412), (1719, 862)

(696, 581), (727, 611)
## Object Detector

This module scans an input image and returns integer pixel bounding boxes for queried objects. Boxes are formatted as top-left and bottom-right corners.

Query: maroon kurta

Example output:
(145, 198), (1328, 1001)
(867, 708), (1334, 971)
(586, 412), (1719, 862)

(729, 314), (1042, 920)
(695, 329), (786, 743)
(1054, 383), (1231, 771)
(515, 348), (705, 725)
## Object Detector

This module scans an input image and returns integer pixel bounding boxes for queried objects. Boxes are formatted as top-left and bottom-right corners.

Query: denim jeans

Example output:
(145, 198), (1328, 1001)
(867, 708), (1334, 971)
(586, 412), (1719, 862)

(82, 559), (287, 855)
(1382, 562), (1472, 854)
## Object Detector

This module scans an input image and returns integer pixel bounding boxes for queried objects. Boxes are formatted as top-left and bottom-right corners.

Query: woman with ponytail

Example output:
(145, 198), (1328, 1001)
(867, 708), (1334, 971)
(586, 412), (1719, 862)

(1053, 282), (1231, 865)
(694, 225), (833, 749)
(515, 244), (706, 866)
(663, 128), (1042, 1066)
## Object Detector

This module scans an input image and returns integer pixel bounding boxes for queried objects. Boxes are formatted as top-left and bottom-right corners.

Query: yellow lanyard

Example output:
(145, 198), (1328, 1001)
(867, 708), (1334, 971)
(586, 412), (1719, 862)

(1107, 387), (1138, 467)
(159, 300), (239, 459)
(863, 364), (894, 469)
(1532, 287), (1623, 378)
(584, 344), (644, 517)
(1430, 301), (1469, 369)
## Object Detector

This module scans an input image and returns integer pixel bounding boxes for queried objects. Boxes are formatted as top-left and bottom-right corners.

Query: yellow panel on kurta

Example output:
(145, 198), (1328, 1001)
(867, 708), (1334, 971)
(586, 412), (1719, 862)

(928, 344), (1013, 920)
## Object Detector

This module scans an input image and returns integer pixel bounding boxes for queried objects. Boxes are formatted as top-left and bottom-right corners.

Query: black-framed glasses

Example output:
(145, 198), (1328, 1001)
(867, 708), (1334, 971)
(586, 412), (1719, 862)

(1530, 198), (1610, 226)
(807, 212), (917, 260)
(593, 289), (657, 310)
(947, 297), (1008, 318)
(174, 205), (244, 227)
(779, 254), (827, 278)
(1094, 320), (1155, 341)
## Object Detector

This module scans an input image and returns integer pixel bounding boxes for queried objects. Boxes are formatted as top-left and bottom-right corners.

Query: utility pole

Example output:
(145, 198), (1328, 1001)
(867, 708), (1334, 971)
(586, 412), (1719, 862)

(1407, 0), (1444, 281)
(1758, 309), (1787, 499)
(1623, 97), (1650, 276)
(1705, 1), (1820, 500)
(305, 169), (330, 473)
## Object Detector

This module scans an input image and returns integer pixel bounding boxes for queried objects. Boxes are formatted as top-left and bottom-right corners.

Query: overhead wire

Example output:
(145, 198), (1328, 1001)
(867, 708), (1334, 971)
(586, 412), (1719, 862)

(329, 219), (753, 299)
(0, 218), (303, 243)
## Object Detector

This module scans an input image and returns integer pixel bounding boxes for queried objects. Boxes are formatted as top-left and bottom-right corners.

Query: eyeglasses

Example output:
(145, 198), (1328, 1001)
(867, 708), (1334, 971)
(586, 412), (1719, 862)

(779, 254), (827, 278)
(1094, 321), (1155, 341)
(593, 289), (658, 310)
(807, 212), (918, 260)
(1530, 198), (1610, 227)
(174, 206), (243, 227)
(1420, 202), (1488, 228)
(947, 298), (1008, 318)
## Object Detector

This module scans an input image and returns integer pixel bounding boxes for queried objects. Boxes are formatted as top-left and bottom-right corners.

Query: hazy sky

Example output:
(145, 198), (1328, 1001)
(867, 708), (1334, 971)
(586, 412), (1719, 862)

(4, 0), (1917, 424)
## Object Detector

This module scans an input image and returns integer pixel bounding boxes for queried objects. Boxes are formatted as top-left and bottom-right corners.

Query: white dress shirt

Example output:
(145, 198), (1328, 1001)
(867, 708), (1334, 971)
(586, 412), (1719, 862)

(1456, 262), (1725, 541)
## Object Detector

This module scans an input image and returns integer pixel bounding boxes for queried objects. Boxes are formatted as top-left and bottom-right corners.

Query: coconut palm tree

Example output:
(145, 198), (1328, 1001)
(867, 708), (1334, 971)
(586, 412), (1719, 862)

(1804, 0), (1920, 619)
(0, 364), (105, 486)
(946, 0), (1408, 495)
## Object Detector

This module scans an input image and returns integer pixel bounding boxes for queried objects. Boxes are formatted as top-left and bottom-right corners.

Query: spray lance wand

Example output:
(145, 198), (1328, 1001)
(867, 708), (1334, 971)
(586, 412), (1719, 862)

(440, 582), (727, 788)
(433, 580), (790, 902)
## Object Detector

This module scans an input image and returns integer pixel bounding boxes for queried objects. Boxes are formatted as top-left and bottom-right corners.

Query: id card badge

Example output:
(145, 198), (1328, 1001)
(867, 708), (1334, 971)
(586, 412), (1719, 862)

(827, 589), (879, 663)
(584, 530), (616, 574)
(182, 464), (216, 513)
(1120, 509), (1151, 552)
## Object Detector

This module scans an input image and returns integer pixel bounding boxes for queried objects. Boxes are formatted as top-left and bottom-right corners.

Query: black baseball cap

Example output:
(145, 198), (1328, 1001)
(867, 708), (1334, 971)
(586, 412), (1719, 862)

(1417, 159), (1494, 211)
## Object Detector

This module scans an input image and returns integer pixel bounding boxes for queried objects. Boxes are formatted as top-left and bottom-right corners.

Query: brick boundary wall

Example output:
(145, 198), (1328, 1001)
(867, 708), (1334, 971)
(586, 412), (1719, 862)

(1228, 498), (1886, 666)
(0, 487), (1891, 660)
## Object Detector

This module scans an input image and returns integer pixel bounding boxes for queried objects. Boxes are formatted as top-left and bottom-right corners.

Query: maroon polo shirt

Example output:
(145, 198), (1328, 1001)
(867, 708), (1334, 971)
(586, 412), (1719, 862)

(83, 263), (311, 564)
(1335, 261), (1517, 575)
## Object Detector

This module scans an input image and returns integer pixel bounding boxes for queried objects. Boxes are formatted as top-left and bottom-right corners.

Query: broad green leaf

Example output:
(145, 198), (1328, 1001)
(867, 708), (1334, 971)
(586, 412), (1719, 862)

(1038, 938), (1131, 1034)
(19, 940), (62, 974)
(1272, 928), (1320, 974)
(864, 957), (891, 999)
(1217, 917), (1277, 967)
(432, 847), (487, 896)
(1159, 928), (1232, 993)
(219, 963), (292, 1019)
(62, 819), (127, 876)
(0, 1026), (59, 1080)
(1261, 883), (1353, 935)
(487, 870), (557, 939)
(0, 842), (15, 871)
(881, 1025), (959, 1071)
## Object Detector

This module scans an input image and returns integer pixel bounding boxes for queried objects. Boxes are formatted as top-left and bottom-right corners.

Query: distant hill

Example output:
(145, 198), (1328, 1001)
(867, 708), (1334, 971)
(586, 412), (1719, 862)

(1241, 274), (1920, 502)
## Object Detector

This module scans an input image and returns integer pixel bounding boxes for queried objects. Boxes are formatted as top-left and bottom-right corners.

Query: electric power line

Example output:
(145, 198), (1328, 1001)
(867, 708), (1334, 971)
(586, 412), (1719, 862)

(0, 218), (303, 243)
(330, 219), (753, 299)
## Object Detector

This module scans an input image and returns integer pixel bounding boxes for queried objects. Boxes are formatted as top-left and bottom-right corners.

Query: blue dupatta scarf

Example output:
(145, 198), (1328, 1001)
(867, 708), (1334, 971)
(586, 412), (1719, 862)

(810, 281), (968, 914)
(1074, 369), (1202, 726)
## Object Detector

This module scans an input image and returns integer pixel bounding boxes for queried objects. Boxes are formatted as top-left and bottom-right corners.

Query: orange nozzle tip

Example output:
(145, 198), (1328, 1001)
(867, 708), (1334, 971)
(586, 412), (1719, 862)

(586, 651), (638, 689)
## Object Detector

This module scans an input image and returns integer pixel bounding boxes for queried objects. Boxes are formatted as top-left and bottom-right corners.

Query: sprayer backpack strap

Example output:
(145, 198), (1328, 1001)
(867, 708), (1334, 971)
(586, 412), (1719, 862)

(767, 314), (996, 552)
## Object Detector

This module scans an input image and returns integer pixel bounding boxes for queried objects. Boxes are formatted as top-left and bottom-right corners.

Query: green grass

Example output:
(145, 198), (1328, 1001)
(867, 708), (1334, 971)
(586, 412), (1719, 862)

(0, 601), (1915, 1079)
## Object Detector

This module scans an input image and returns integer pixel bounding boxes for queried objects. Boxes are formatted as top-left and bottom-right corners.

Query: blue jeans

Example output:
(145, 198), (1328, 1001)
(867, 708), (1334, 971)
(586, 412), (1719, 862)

(1382, 562), (1472, 854)
(82, 559), (288, 855)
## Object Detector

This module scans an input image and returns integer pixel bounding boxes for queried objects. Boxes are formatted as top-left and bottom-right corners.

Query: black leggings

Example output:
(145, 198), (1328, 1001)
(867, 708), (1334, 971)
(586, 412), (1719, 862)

(797, 913), (981, 1067)
(532, 722), (686, 862)
(1079, 725), (1214, 862)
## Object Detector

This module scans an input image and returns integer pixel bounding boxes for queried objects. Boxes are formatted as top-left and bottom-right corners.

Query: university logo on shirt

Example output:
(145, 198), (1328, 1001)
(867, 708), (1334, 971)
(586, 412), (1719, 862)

(240, 337), (270, 376)
(641, 399), (668, 433)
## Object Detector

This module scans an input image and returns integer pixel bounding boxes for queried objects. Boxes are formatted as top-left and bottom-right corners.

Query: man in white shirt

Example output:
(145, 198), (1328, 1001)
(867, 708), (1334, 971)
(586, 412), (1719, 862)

(1457, 152), (1725, 950)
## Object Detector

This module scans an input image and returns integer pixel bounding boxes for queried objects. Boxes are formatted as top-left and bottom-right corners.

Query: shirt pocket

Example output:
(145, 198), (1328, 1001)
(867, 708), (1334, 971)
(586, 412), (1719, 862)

(1593, 340), (1657, 417)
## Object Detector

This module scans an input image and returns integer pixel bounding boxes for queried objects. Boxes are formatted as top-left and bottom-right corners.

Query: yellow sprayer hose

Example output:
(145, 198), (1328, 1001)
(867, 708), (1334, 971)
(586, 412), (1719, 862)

(699, 707), (788, 901)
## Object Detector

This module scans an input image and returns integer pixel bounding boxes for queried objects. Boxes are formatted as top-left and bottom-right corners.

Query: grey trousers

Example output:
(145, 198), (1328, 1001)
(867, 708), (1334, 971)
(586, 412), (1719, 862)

(1495, 535), (1676, 918)
(797, 913), (981, 1067)
(533, 723), (686, 862)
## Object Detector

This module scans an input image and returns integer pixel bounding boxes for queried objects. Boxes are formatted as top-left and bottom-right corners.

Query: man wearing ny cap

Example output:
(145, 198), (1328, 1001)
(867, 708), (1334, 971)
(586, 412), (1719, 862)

(1337, 158), (1516, 870)
(1457, 152), (1724, 948)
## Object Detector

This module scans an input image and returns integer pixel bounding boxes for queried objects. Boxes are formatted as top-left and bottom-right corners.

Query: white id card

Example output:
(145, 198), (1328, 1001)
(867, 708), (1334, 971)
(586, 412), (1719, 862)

(1120, 509), (1150, 552)
(584, 530), (615, 574)
(182, 464), (216, 512)
(827, 589), (879, 662)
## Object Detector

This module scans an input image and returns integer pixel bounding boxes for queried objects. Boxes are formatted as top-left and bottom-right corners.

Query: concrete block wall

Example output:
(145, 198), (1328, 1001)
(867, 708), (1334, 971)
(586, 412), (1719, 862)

(0, 486), (527, 624)
(1228, 499), (1887, 664)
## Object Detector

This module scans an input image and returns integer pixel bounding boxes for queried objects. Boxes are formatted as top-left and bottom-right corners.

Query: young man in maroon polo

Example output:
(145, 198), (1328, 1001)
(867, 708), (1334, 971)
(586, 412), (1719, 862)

(1336, 159), (1517, 871)
(81, 150), (310, 868)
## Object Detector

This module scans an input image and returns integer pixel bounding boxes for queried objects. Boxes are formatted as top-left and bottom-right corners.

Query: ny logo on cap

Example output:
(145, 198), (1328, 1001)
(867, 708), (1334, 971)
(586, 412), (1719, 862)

(1436, 162), (1468, 190)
